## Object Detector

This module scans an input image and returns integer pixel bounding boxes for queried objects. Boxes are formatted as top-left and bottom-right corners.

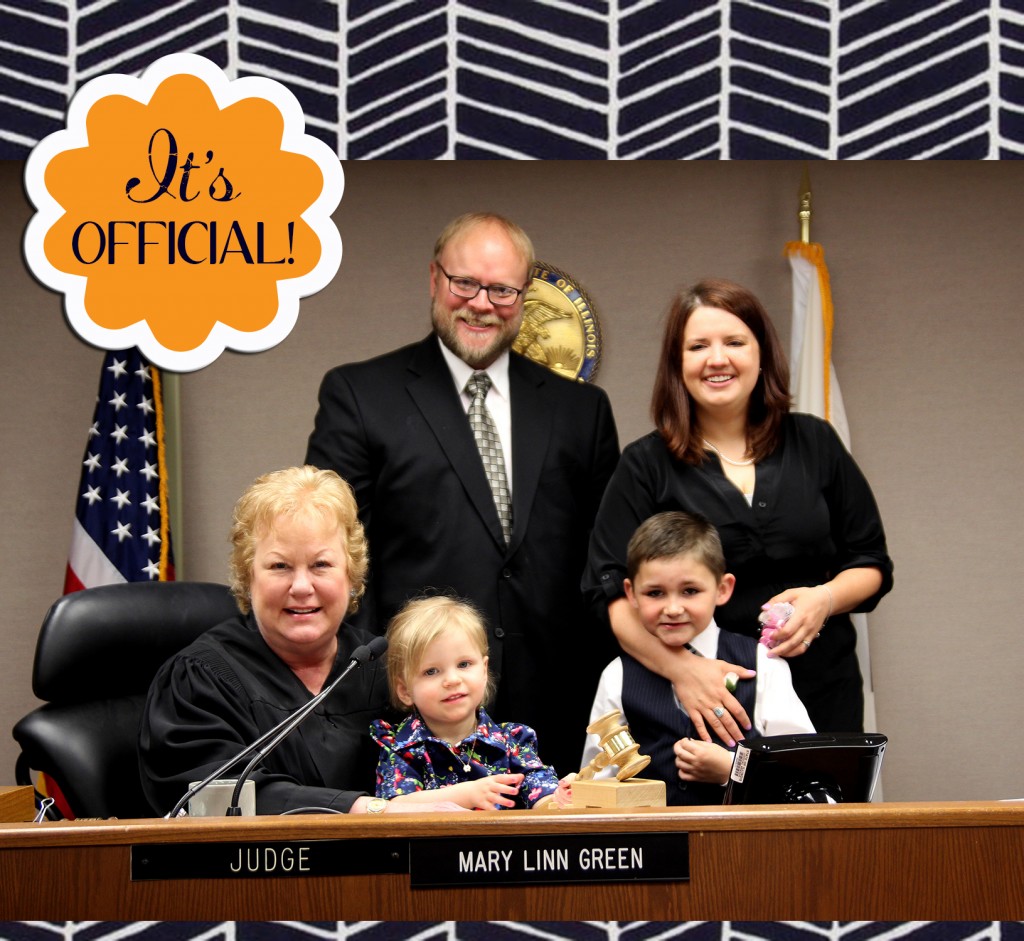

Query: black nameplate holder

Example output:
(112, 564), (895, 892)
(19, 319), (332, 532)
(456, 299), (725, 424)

(409, 832), (688, 887)
(132, 832), (688, 886)
(131, 838), (406, 881)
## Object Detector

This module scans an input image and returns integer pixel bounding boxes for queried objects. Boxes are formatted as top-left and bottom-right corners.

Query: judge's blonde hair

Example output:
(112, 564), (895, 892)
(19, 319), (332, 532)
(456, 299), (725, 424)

(229, 465), (368, 615)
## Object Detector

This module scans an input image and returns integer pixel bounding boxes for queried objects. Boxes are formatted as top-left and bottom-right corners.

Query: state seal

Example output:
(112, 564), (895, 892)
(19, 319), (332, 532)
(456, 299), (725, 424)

(515, 262), (603, 383)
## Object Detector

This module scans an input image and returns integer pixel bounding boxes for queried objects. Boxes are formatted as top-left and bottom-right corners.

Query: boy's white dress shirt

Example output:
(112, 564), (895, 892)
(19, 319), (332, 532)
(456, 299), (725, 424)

(581, 618), (814, 770)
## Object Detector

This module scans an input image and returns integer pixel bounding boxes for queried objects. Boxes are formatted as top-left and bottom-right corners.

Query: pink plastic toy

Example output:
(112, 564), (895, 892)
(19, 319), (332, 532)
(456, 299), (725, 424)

(757, 601), (794, 648)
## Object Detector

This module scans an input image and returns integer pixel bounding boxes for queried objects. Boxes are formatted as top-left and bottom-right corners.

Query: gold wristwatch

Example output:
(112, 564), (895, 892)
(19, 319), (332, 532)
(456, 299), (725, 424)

(366, 797), (389, 814)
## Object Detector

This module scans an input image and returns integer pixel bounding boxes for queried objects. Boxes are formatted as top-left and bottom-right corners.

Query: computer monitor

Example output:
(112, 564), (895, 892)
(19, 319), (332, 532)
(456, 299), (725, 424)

(722, 732), (887, 804)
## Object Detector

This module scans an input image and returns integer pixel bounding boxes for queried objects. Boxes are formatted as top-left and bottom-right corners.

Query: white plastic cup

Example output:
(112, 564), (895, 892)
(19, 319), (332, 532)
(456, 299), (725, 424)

(188, 778), (256, 816)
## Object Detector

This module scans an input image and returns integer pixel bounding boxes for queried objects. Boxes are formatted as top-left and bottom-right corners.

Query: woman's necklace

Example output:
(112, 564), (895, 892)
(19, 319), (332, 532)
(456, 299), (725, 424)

(702, 438), (755, 467)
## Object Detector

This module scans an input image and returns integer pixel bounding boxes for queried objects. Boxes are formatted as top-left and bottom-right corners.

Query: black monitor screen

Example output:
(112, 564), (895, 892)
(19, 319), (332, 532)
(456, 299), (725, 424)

(723, 732), (887, 804)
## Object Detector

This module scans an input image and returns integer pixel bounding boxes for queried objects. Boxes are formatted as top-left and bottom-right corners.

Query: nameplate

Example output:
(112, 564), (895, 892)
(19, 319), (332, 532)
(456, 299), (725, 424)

(132, 832), (689, 884)
(131, 838), (407, 880)
(409, 832), (688, 887)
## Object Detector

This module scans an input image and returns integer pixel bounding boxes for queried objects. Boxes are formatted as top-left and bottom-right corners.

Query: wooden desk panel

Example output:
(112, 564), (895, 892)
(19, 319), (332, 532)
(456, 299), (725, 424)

(0, 786), (33, 823)
(1, 802), (1021, 920)
(689, 825), (1020, 919)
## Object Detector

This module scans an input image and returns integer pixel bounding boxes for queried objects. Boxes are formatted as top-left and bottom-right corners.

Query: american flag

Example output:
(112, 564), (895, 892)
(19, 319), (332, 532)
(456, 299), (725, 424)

(64, 348), (174, 591)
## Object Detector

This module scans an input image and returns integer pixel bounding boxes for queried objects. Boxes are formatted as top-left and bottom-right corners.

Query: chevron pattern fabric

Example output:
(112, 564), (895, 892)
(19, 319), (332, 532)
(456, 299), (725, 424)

(0, 920), (1018, 939)
(2, 0), (1023, 158)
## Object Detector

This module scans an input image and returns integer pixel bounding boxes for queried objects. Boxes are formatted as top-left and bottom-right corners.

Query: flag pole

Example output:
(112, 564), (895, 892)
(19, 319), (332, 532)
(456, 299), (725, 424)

(798, 164), (812, 244)
(785, 172), (883, 776)
(162, 371), (185, 578)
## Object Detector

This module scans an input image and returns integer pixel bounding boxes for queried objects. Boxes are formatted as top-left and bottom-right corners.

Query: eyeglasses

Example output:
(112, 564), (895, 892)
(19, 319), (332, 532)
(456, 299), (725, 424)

(436, 264), (524, 307)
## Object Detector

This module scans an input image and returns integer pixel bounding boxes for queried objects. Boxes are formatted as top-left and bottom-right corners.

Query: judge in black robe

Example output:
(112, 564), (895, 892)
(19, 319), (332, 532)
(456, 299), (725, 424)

(140, 611), (388, 815)
(140, 466), (396, 816)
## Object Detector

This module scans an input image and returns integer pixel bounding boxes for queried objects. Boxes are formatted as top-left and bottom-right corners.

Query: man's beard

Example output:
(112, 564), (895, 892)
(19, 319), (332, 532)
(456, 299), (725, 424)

(431, 297), (522, 369)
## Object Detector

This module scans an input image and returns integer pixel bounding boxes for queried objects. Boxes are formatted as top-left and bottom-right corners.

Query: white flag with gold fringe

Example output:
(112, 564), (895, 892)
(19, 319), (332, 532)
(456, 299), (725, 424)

(786, 240), (879, 744)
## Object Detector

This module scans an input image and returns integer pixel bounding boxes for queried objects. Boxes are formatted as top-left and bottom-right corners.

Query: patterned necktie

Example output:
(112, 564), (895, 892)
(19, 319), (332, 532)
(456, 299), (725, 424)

(465, 372), (512, 543)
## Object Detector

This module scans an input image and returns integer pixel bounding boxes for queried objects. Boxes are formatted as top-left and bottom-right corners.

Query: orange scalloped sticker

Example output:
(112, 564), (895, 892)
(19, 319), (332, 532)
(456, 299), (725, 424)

(24, 53), (342, 372)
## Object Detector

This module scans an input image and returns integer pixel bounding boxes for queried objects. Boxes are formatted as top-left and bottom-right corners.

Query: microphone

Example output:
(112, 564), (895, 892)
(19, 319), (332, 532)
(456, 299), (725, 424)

(165, 635), (388, 819)
(359, 635), (388, 663)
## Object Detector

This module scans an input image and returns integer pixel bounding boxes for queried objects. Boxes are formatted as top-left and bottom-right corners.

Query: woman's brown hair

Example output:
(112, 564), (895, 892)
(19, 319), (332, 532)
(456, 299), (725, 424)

(651, 278), (791, 463)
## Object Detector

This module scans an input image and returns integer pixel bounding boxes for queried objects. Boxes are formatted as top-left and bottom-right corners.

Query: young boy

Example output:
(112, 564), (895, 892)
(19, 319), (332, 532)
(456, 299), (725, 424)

(582, 511), (814, 805)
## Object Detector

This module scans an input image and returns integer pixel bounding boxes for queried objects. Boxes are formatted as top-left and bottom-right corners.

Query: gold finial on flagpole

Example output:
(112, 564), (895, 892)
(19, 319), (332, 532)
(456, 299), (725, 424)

(798, 164), (812, 244)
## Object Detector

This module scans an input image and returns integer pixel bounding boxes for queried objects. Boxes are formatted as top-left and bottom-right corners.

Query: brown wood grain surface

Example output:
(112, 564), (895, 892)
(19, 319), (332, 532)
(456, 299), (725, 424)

(0, 786), (33, 823)
(1, 801), (1021, 920)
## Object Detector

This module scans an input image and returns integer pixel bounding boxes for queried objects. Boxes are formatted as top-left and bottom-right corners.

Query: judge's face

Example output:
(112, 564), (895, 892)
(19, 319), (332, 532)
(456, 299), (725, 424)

(430, 222), (528, 369)
(249, 512), (351, 665)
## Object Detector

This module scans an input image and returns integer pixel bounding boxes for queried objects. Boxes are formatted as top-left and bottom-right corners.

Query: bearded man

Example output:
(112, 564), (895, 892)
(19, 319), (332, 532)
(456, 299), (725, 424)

(305, 212), (620, 775)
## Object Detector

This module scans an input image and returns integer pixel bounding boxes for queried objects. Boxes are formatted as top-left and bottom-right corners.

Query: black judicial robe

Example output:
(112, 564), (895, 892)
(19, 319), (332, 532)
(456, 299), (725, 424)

(139, 614), (390, 816)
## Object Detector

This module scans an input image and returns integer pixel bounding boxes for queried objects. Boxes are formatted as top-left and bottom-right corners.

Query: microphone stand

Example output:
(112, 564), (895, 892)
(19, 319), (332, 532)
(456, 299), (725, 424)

(224, 650), (369, 815)
(165, 636), (386, 819)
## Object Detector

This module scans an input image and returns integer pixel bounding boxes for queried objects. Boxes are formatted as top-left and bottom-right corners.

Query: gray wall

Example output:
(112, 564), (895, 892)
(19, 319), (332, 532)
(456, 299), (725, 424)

(4, 159), (1022, 803)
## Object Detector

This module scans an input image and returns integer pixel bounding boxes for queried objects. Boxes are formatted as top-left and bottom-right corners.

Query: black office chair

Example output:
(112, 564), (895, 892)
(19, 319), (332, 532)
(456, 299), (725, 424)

(12, 580), (238, 819)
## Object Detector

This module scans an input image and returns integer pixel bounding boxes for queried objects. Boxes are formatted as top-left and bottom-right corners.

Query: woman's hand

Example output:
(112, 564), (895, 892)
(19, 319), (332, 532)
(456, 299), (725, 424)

(608, 596), (754, 746)
(355, 774), (525, 813)
(351, 793), (469, 813)
(763, 585), (831, 658)
(673, 737), (731, 785)
(669, 653), (754, 747)
(386, 798), (469, 813)
(766, 569), (883, 658)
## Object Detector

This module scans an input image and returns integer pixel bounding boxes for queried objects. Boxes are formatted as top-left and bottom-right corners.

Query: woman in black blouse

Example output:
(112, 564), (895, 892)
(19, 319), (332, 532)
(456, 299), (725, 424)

(583, 279), (892, 741)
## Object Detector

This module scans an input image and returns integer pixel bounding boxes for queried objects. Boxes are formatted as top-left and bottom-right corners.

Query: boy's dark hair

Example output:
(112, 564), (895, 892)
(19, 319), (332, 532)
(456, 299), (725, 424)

(626, 511), (727, 581)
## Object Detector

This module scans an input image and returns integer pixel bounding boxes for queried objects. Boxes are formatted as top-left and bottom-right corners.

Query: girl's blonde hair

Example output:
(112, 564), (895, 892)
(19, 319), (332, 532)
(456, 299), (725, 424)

(385, 595), (495, 710)
(228, 465), (368, 615)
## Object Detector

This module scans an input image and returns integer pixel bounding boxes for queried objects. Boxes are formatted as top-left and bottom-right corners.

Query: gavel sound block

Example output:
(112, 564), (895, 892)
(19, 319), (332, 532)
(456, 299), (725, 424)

(571, 710), (666, 809)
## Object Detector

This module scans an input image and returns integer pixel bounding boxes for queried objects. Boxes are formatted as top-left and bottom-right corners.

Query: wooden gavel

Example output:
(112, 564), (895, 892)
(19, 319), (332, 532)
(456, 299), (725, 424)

(577, 709), (651, 781)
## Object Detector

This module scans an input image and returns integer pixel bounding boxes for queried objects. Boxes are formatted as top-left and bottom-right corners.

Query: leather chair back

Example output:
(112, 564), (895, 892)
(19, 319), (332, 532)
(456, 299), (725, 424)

(12, 581), (238, 819)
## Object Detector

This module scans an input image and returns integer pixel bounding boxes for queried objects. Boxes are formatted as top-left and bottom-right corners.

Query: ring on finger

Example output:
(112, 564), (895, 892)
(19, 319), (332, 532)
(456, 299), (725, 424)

(713, 706), (725, 719)
(802, 639), (811, 649)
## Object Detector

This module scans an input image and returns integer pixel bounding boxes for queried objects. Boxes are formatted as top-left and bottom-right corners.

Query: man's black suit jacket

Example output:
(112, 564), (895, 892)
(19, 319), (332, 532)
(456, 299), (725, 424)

(306, 334), (620, 773)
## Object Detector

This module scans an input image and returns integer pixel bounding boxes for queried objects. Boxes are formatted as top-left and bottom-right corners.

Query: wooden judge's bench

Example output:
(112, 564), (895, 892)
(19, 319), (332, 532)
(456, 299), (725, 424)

(0, 790), (1021, 921)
